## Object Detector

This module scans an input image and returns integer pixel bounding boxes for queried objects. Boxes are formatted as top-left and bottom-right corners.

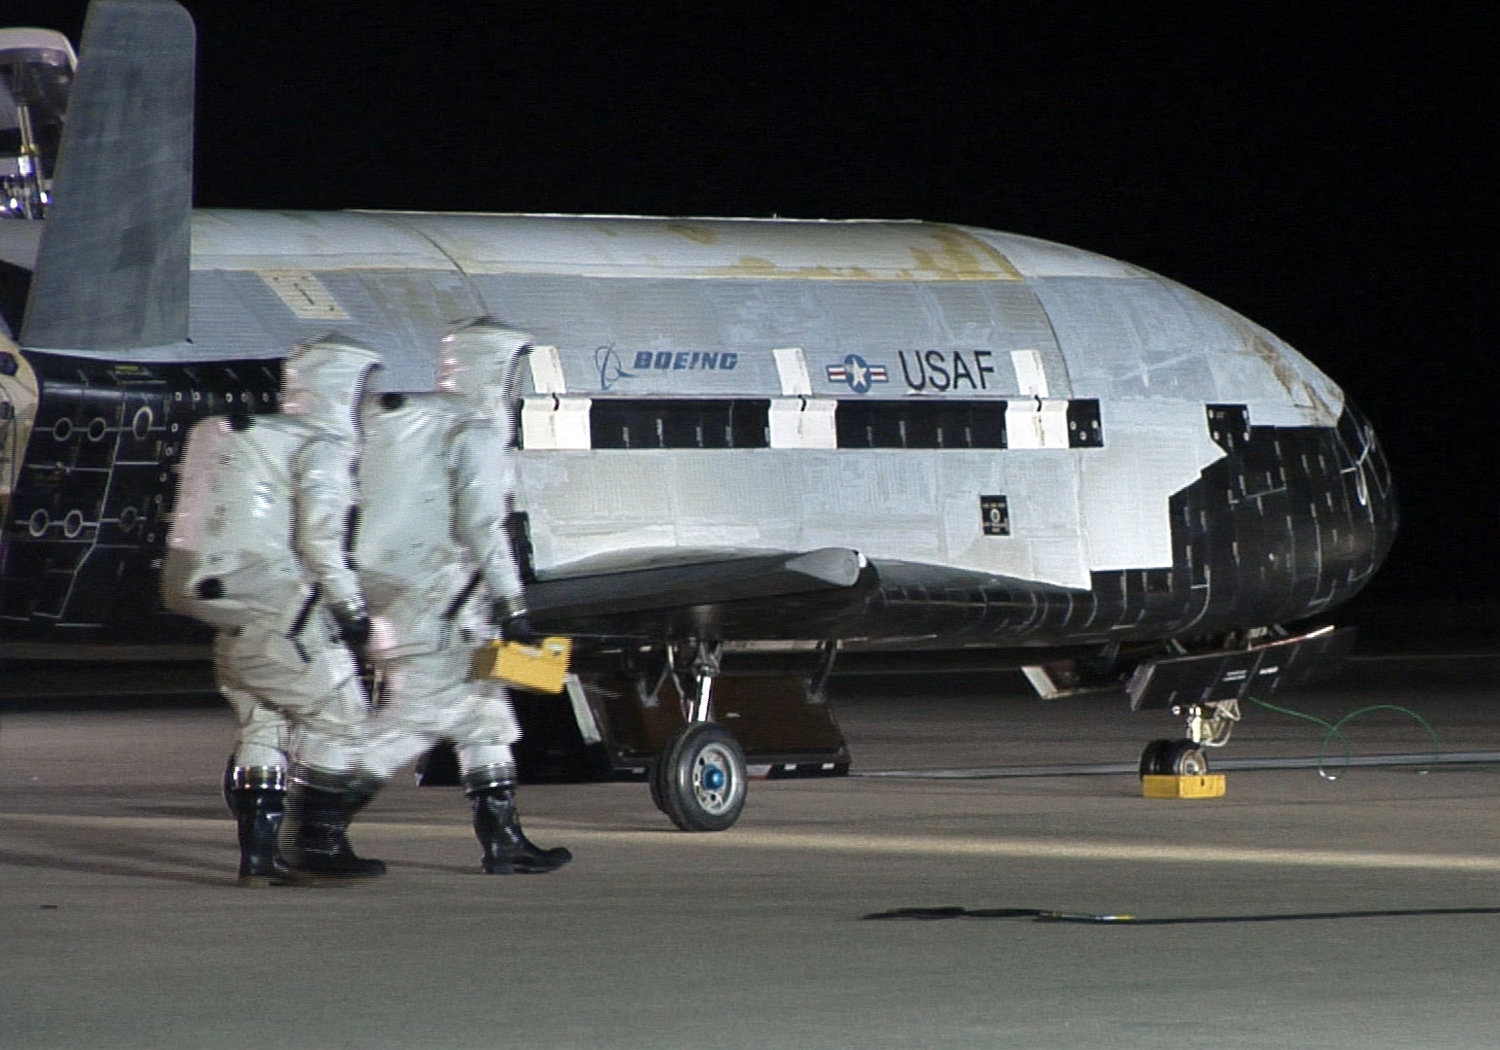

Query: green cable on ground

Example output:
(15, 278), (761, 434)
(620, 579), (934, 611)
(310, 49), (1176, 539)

(1246, 697), (1443, 781)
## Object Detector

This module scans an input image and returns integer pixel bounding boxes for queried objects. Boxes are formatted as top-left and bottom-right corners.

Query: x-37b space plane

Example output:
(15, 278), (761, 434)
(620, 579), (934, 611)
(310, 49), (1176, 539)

(0, 1), (1396, 829)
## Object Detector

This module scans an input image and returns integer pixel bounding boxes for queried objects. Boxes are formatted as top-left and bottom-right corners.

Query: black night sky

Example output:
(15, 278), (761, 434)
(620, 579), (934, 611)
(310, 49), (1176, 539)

(11, 2), (1494, 632)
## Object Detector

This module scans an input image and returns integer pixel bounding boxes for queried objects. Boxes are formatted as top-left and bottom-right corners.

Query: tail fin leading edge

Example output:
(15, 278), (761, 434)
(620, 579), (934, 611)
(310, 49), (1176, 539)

(21, 0), (194, 352)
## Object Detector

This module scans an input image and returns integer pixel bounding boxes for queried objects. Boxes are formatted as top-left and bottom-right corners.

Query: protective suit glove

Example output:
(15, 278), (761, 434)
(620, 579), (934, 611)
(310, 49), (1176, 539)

(330, 598), (372, 646)
(498, 608), (545, 645)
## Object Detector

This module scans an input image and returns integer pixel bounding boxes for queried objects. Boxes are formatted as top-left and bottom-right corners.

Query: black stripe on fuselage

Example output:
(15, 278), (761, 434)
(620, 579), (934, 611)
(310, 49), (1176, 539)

(576, 398), (1104, 450)
(836, 399), (1005, 449)
(589, 398), (771, 450)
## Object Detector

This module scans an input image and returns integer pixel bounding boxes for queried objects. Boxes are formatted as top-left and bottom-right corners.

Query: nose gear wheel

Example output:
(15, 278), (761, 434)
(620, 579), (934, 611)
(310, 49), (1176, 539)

(1140, 738), (1209, 777)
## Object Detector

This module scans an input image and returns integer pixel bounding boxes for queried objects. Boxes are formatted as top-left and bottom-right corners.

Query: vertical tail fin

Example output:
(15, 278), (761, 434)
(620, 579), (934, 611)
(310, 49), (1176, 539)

(21, 0), (194, 351)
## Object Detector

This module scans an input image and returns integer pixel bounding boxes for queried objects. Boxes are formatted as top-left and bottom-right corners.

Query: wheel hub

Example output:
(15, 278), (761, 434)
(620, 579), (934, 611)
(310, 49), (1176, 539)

(692, 745), (737, 814)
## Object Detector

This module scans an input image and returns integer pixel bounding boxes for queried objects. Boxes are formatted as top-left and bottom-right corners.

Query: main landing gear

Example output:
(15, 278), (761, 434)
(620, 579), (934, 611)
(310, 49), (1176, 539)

(652, 721), (747, 832)
(649, 641), (748, 832)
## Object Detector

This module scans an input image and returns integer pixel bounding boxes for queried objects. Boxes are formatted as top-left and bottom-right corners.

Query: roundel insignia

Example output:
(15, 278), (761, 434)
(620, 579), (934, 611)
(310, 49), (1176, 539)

(825, 354), (889, 394)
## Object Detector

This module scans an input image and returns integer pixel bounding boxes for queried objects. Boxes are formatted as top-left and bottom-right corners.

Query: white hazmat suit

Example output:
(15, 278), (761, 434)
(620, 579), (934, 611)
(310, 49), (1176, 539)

(356, 319), (571, 873)
(163, 335), (383, 882)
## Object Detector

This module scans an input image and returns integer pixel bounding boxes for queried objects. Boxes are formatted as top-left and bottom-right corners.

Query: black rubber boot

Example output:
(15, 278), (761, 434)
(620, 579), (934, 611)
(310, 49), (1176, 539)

(224, 764), (286, 885)
(469, 783), (572, 874)
(279, 767), (385, 881)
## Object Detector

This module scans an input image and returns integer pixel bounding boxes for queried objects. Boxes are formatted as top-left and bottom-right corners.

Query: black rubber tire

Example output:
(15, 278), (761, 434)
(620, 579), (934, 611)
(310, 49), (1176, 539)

(648, 756), (669, 814)
(1139, 739), (1172, 777)
(1141, 737), (1209, 776)
(654, 722), (748, 832)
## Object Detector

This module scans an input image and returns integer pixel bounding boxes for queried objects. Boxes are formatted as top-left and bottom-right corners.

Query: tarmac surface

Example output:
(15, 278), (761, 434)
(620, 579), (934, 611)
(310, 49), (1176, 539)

(3, 652), (1500, 1049)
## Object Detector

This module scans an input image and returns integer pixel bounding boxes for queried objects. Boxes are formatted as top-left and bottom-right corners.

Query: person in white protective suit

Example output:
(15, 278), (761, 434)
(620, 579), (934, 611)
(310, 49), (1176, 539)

(172, 337), (386, 883)
(355, 318), (572, 874)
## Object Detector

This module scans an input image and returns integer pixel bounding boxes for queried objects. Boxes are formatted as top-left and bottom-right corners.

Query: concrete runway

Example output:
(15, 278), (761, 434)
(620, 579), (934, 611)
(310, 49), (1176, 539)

(3, 654), (1500, 1049)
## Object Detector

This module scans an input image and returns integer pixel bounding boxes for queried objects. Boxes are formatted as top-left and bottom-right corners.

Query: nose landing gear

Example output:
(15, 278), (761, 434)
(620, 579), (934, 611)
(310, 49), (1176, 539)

(1139, 737), (1209, 777)
(1139, 698), (1238, 776)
